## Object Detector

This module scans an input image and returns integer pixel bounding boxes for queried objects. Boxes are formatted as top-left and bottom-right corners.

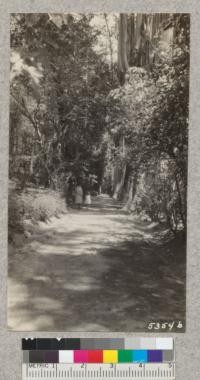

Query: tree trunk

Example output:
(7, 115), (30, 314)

(112, 162), (126, 200)
(118, 13), (173, 74)
(29, 146), (35, 181)
(174, 172), (186, 230)
(104, 14), (114, 82)
(98, 158), (106, 195)
(121, 164), (132, 202)
(123, 169), (139, 211)
(118, 14), (129, 84)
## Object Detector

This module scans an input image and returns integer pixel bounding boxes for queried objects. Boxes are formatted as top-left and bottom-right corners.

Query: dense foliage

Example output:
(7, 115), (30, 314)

(9, 13), (189, 233)
(10, 14), (118, 189)
(103, 14), (189, 232)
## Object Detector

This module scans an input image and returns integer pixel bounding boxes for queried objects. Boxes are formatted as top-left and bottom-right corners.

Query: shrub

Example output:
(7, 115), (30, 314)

(8, 184), (66, 237)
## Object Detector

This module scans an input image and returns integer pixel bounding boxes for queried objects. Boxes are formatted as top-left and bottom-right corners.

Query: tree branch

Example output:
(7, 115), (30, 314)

(11, 91), (42, 143)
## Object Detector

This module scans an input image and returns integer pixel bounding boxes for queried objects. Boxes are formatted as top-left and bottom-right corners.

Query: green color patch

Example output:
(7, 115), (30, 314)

(118, 350), (133, 363)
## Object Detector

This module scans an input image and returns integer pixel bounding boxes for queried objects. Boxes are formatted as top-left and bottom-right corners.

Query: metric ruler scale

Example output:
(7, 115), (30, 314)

(22, 338), (175, 380)
(22, 363), (175, 379)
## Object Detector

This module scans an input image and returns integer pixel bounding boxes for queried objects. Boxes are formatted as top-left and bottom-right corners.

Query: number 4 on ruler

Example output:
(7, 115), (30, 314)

(22, 363), (175, 379)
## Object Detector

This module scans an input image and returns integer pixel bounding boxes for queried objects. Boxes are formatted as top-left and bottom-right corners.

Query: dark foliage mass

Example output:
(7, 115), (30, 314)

(9, 13), (189, 234)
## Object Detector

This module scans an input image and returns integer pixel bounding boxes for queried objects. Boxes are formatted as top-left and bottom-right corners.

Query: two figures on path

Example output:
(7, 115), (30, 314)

(75, 178), (91, 208)
(68, 176), (91, 208)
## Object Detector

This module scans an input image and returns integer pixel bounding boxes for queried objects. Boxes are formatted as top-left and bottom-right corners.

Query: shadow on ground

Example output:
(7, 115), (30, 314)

(8, 195), (186, 331)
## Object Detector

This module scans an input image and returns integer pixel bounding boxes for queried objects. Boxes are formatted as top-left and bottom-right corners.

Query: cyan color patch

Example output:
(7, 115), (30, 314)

(132, 350), (148, 363)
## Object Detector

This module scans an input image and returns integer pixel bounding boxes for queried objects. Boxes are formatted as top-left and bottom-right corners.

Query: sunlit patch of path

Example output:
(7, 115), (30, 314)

(8, 195), (185, 331)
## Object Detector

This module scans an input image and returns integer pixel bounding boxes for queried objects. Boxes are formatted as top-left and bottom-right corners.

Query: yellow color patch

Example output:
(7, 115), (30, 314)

(103, 350), (118, 363)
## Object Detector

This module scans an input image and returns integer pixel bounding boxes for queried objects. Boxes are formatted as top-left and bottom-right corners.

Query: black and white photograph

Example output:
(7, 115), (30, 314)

(8, 13), (189, 331)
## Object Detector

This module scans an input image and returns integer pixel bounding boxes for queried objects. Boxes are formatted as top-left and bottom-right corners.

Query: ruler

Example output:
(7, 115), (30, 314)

(22, 363), (175, 379)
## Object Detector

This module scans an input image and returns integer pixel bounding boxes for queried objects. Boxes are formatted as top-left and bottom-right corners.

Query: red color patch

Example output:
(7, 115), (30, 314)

(88, 350), (103, 363)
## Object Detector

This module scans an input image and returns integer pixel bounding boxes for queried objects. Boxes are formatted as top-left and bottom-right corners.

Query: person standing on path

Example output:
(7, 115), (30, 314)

(74, 179), (83, 209)
(84, 175), (92, 206)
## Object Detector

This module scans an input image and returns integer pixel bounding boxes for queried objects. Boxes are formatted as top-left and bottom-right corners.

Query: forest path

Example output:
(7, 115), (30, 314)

(8, 194), (185, 331)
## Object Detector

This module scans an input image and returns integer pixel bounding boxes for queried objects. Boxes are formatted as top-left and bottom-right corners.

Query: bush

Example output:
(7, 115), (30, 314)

(8, 183), (66, 237)
(133, 158), (186, 232)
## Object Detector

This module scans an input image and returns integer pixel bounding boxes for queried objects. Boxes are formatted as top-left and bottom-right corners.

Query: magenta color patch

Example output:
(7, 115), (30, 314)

(74, 350), (89, 363)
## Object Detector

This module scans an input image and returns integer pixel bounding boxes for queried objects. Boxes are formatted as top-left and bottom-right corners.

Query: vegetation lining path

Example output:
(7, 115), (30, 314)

(8, 195), (185, 331)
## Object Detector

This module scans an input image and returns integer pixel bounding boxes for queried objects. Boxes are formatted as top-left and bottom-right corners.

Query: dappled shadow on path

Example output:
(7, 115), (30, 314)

(8, 195), (186, 331)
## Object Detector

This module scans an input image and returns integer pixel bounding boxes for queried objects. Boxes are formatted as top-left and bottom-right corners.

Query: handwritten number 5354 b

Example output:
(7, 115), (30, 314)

(147, 321), (183, 331)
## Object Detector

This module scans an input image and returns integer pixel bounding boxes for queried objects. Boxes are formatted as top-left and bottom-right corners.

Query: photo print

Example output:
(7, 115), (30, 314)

(8, 13), (189, 331)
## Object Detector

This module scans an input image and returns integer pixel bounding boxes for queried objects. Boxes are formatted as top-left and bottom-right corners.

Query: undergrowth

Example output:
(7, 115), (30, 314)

(8, 182), (66, 241)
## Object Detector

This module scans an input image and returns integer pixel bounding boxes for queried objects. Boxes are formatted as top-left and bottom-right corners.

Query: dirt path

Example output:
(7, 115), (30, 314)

(8, 195), (186, 331)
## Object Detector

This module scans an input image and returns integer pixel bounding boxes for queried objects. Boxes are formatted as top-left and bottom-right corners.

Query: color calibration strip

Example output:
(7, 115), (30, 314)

(22, 338), (174, 351)
(23, 349), (174, 364)
(22, 339), (175, 379)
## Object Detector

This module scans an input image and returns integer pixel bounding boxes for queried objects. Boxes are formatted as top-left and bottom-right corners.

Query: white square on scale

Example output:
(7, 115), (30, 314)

(140, 338), (156, 349)
(156, 338), (173, 350)
(59, 350), (74, 363)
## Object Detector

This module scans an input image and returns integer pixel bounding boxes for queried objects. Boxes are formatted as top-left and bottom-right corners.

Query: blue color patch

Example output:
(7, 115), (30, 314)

(132, 350), (148, 363)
